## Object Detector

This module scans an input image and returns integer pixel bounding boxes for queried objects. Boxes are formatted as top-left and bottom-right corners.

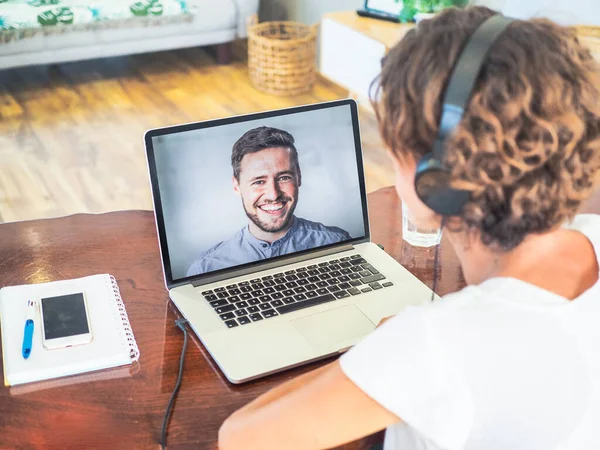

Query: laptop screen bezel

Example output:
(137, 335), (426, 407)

(145, 99), (371, 289)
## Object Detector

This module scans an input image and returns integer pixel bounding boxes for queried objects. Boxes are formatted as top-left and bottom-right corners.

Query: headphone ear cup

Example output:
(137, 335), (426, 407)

(415, 153), (449, 207)
(415, 153), (470, 216)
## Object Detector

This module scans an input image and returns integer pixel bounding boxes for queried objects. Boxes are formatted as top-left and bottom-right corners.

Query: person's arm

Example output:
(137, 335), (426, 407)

(218, 360), (401, 450)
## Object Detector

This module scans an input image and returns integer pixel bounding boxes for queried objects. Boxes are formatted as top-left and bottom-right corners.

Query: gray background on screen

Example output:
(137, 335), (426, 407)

(153, 105), (366, 280)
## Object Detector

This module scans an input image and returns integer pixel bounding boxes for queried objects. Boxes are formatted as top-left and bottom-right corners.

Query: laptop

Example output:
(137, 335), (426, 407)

(144, 98), (434, 383)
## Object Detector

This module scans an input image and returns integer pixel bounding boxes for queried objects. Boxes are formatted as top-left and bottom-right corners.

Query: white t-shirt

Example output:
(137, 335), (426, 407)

(340, 214), (600, 450)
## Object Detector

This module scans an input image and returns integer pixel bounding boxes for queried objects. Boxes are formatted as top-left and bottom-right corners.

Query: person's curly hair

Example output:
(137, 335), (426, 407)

(373, 6), (600, 250)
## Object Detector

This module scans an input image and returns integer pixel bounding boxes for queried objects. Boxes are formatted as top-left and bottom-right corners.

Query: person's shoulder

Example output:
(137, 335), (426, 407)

(295, 217), (352, 239)
(186, 229), (245, 275)
(564, 213), (600, 238)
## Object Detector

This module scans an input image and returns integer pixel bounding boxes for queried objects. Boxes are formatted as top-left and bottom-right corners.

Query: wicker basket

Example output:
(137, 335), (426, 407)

(247, 15), (319, 96)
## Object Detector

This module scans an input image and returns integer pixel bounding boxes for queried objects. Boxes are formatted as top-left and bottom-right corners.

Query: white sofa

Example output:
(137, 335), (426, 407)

(0, 0), (259, 69)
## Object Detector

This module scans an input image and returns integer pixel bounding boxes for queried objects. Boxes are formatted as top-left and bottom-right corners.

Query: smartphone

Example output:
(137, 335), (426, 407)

(40, 292), (93, 350)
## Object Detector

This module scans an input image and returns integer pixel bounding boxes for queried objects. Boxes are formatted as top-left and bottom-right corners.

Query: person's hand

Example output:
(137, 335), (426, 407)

(377, 315), (394, 328)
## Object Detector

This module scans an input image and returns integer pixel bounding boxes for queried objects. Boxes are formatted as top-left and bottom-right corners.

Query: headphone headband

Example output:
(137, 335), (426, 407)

(415, 14), (515, 216)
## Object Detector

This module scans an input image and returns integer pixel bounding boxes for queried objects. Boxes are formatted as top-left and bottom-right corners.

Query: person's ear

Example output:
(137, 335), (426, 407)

(297, 168), (302, 187)
(232, 176), (241, 195)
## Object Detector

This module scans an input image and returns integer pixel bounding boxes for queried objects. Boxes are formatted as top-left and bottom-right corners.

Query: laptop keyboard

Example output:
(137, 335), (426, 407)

(200, 254), (394, 329)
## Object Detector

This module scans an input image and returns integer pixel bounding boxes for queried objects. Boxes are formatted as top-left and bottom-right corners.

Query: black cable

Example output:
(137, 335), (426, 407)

(161, 319), (189, 450)
(431, 218), (446, 302)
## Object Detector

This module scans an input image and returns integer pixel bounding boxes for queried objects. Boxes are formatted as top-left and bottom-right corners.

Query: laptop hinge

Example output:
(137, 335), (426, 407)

(190, 243), (356, 287)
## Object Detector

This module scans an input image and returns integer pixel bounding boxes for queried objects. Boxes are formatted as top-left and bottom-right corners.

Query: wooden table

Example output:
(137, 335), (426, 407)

(1, 186), (598, 449)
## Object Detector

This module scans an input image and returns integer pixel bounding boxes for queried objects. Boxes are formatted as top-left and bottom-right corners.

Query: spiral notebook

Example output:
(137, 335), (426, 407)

(0, 274), (140, 387)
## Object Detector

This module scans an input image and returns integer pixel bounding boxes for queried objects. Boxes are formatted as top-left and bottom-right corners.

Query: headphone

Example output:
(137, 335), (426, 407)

(414, 15), (515, 216)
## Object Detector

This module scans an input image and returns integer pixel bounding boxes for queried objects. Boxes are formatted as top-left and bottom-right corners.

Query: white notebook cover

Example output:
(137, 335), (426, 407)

(0, 274), (140, 387)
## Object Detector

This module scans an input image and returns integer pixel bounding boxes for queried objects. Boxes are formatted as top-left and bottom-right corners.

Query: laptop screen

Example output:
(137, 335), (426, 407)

(147, 100), (369, 285)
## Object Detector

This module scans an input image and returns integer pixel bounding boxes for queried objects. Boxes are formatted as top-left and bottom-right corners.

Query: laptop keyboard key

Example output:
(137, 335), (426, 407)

(330, 270), (342, 277)
(320, 273), (331, 280)
(308, 276), (320, 283)
(350, 258), (367, 266)
(263, 280), (275, 287)
(359, 270), (372, 277)
(308, 270), (320, 276)
(275, 284), (287, 291)
(363, 264), (380, 274)
(251, 278), (261, 283)
(340, 257), (350, 262)
(370, 282), (383, 290)
(215, 287), (226, 293)
(240, 293), (252, 300)
(361, 274), (385, 284)
(285, 275), (298, 281)
(241, 286), (252, 293)
(339, 282), (352, 290)
(285, 269), (296, 274)
(276, 293), (336, 314)
(248, 306), (260, 313)
(306, 284), (317, 291)
(220, 312), (236, 320)
(317, 281), (329, 288)
(251, 283), (264, 290)
(259, 304), (271, 311)
(235, 308), (248, 317)
(334, 290), (350, 299)
(306, 291), (318, 298)
(201, 290), (213, 295)
(263, 309), (278, 318)
(271, 300), (284, 307)
(210, 299), (229, 308)
(328, 285), (341, 293)
(340, 268), (352, 275)
(294, 293), (307, 301)
(338, 276), (350, 282)
(317, 288), (329, 295)
(297, 278), (309, 286)
(248, 298), (260, 306)
(361, 287), (373, 293)
(283, 289), (294, 296)
(271, 292), (284, 299)
(217, 292), (228, 299)
(251, 290), (264, 297)
(238, 316), (251, 325)
(340, 262), (352, 268)
(263, 287), (275, 294)
(239, 281), (250, 286)
(350, 280), (362, 287)
(225, 319), (238, 328)
(329, 264), (341, 271)
(286, 281), (298, 288)
(226, 284), (237, 289)
(294, 286), (307, 294)
(205, 294), (217, 301)
(383, 282), (394, 287)
(318, 262), (329, 267)
(327, 278), (338, 286)
(349, 273), (361, 280)
(237, 301), (249, 309)
(348, 288), (361, 296)
(308, 264), (318, 269)
(283, 297), (295, 304)
(216, 304), (236, 314)
(250, 313), (263, 322)
(228, 289), (241, 296)
(228, 296), (241, 303)
(259, 295), (271, 303)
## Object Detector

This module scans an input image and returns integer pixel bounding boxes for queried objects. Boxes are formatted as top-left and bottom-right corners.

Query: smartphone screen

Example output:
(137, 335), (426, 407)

(41, 293), (90, 340)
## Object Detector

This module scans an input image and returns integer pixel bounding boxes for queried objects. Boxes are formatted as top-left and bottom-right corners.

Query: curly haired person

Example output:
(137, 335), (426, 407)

(219, 6), (600, 450)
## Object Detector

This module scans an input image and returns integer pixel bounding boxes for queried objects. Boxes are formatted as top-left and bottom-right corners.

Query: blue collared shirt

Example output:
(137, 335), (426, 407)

(186, 216), (352, 276)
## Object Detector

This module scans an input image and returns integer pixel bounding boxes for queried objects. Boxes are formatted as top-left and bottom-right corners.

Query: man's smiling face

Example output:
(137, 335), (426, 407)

(233, 147), (301, 234)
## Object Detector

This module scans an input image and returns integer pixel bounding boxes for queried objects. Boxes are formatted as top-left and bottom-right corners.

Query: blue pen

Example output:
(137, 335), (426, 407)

(22, 300), (35, 359)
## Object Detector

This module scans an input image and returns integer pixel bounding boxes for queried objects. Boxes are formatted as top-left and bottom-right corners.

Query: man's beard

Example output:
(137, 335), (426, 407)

(243, 194), (297, 234)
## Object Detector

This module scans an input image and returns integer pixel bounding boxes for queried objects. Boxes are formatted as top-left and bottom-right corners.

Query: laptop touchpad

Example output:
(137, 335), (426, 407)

(290, 305), (375, 352)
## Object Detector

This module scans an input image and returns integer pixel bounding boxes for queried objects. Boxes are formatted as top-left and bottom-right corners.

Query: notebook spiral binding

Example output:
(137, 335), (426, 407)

(109, 275), (141, 362)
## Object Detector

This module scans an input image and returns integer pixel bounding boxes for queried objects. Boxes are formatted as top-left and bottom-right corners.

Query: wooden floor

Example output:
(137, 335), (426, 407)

(0, 46), (394, 223)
